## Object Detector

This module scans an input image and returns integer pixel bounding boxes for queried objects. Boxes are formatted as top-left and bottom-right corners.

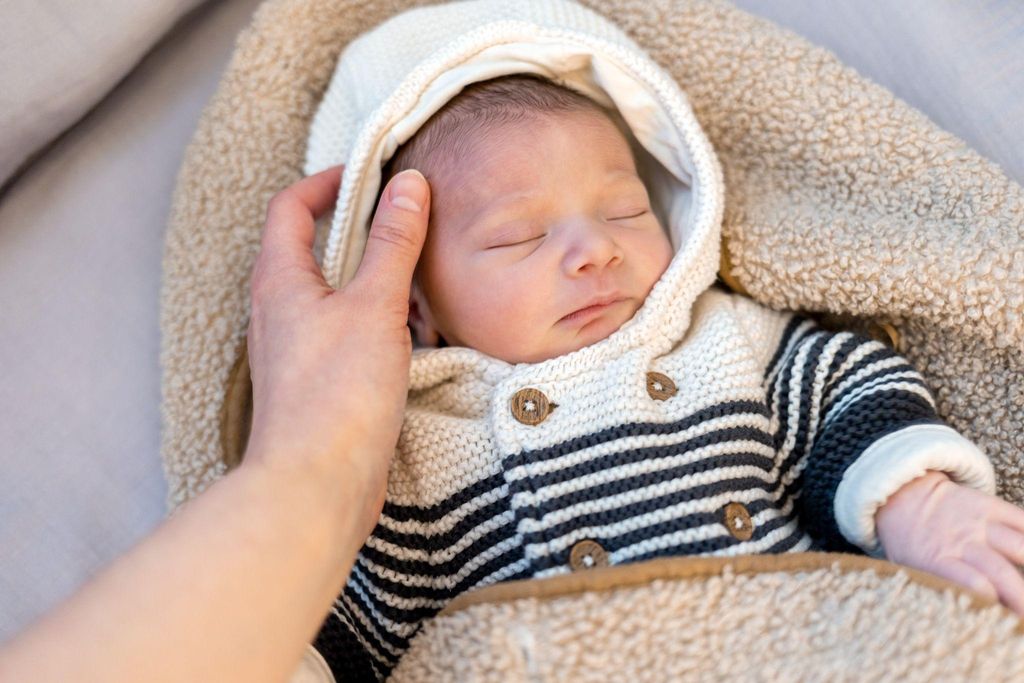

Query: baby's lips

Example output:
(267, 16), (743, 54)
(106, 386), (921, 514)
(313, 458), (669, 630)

(559, 295), (629, 323)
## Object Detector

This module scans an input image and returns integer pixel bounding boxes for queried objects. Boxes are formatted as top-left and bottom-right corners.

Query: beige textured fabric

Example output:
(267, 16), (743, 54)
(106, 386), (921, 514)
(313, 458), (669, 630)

(160, 0), (1024, 512)
(392, 553), (1024, 681)
(159, 0), (1024, 675)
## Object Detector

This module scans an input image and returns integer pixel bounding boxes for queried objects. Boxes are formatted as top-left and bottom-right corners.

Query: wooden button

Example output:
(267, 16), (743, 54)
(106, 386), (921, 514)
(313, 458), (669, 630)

(569, 539), (609, 571)
(867, 321), (902, 352)
(510, 388), (555, 426)
(722, 502), (754, 541)
(646, 371), (677, 401)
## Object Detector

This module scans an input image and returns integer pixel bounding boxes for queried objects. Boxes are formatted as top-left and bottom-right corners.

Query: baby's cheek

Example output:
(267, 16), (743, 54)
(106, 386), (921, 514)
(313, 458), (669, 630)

(485, 296), (539, 345)
(638, 234), (674, 295)
(479, 292), (551, 362)
(654, 230), (675, 273)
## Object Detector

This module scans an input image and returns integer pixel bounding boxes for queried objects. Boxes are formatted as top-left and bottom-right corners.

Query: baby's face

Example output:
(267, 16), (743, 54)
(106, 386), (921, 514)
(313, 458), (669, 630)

(409, 110), (673, 364)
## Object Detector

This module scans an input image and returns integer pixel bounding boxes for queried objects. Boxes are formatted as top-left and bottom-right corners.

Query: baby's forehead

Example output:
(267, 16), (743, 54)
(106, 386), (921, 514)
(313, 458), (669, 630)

(433, 110), (635, 194)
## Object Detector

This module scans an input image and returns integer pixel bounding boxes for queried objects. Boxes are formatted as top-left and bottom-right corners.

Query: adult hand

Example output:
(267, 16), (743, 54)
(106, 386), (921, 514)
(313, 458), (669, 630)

(245, 163), (431, 538)
(0, 165), (432, 683)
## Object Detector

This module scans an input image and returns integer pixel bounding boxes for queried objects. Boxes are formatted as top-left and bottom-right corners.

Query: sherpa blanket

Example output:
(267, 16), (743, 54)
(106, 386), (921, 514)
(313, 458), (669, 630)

(160, 0), (1024, 679)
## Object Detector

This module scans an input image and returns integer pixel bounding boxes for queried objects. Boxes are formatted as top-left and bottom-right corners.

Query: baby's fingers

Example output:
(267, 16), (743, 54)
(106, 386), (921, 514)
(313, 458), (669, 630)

(932, 558), (998, 603)
(994, 498), (1024, 534)
(988, 523), (1024, 565)
(967, 546), (1024, 616)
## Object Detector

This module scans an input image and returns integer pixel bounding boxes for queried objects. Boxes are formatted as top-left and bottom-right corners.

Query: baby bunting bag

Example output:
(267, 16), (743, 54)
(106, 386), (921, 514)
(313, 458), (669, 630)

(160, 0), (1024, 679)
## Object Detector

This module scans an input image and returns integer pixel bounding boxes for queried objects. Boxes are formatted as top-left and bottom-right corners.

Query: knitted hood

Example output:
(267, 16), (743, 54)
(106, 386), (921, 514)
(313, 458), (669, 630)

(304, 0), (724, 386)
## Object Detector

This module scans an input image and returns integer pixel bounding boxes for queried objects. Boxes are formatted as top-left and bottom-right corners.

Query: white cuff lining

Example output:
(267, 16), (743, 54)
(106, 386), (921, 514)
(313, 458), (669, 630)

(833, 424), (995, 555)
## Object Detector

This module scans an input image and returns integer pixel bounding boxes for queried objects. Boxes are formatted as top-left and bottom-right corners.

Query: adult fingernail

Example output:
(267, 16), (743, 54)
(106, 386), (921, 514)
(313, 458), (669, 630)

(390, 169), (427, 213)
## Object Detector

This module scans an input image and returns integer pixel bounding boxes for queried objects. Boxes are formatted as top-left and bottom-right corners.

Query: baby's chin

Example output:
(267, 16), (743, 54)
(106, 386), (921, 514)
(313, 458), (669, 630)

(495, 314), (631, 364)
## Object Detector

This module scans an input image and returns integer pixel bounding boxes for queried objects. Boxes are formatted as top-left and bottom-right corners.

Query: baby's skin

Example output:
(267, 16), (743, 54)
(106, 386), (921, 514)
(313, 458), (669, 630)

(397, 108), (1024, 616)
(407, 109), (671, 364)
(877, 471), (1024, 613)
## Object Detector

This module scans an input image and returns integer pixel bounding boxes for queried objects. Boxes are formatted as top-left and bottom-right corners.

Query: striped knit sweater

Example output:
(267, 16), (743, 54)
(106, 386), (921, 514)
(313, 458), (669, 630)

(302, 1), (995, 679)
(312, 285), (993, 682)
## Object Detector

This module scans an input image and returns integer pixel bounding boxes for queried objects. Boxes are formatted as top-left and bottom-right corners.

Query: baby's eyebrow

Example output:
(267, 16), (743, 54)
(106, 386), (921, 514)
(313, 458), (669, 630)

(462, 193), (541, 232)
(605, 168), (642, 182)
(463, 171), (647, 233)
(607, 170), (649, 192)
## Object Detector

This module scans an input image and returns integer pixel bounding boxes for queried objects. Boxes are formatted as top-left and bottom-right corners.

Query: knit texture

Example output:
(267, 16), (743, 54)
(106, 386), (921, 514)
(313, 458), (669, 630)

(313, 286), (975, 680)
(158, 0), (1024, 679)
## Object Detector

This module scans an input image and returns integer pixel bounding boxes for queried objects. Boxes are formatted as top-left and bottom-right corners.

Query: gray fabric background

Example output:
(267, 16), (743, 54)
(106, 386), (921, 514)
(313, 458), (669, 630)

(0, 0), (209, 188)
(0, 0), (1021, 643)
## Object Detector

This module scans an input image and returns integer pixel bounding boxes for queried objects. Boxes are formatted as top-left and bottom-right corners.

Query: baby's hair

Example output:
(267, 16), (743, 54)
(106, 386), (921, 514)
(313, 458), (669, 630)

(380, 74), (624, 191)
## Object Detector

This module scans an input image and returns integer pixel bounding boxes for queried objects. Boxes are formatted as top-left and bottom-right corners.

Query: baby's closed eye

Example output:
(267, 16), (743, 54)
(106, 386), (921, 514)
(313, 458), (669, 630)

(487, 225), (545, 249)
(484, 205), (650, 249)
(609, 209), (648, 221)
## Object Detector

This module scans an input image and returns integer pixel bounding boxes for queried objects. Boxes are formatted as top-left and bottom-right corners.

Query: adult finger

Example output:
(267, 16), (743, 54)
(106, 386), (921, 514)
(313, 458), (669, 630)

(259, 165), (344, 276)
(348, 169), (430, 304)
(966, 545), (1024, 615)
(988, 523), (1024, 565)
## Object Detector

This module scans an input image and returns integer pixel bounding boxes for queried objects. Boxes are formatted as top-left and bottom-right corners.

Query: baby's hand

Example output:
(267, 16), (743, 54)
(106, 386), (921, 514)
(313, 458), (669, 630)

(875, 470), (1024, 616)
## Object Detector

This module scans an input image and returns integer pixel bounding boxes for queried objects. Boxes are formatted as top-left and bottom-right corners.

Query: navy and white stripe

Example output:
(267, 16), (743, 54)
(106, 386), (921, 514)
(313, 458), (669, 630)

(315, 314), (944, 681)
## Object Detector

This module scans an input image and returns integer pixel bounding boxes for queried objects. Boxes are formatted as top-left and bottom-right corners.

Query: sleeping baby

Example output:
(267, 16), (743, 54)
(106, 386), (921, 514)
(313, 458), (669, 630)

(302, 2), (1024, 680)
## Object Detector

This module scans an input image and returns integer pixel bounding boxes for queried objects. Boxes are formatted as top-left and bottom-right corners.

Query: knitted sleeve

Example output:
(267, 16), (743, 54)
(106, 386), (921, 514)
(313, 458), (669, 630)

(313, 565), (409, 683)
(312, 575), (395, 683)
(762, 314), (994, 555)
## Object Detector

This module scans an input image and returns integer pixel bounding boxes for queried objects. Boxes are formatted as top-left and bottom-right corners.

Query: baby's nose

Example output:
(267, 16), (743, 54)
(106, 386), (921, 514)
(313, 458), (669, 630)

(561, 222), (624, 275)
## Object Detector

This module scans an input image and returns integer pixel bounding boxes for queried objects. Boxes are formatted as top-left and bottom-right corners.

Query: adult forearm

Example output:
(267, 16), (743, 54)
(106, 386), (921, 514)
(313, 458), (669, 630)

(0, 163), (428, 682)
(0, 453), (366, 682)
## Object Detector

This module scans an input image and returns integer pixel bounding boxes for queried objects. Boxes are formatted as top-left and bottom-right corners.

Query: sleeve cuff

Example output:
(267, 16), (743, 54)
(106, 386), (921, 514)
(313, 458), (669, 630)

(833, 423), (996, 556)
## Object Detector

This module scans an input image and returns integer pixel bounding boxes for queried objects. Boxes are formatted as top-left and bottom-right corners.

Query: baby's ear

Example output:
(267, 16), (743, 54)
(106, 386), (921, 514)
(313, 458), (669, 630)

(408, 278), (441, 348)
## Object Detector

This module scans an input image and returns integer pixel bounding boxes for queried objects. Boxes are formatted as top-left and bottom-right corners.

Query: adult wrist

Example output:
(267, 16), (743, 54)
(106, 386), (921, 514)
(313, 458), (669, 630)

(240, 438), (387, 551)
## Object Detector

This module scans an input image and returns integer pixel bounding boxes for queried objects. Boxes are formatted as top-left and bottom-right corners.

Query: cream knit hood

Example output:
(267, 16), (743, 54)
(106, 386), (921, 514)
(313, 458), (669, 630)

(304, 0), (723, 382)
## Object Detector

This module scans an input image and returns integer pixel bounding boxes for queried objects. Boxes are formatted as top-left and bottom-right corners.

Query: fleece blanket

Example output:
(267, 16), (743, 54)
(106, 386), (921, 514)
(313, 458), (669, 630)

(159, 0), (1024, 678)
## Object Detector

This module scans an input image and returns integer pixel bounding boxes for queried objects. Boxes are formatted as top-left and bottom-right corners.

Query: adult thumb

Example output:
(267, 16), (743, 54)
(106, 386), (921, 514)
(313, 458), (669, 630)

(350, 168), (430, 303)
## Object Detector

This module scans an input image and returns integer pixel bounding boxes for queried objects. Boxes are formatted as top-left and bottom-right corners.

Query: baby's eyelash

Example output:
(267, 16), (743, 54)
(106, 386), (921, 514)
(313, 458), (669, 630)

(485, 210), (648, 249)
(486, 234), (545, 249)
(612, 210), (648, 220)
